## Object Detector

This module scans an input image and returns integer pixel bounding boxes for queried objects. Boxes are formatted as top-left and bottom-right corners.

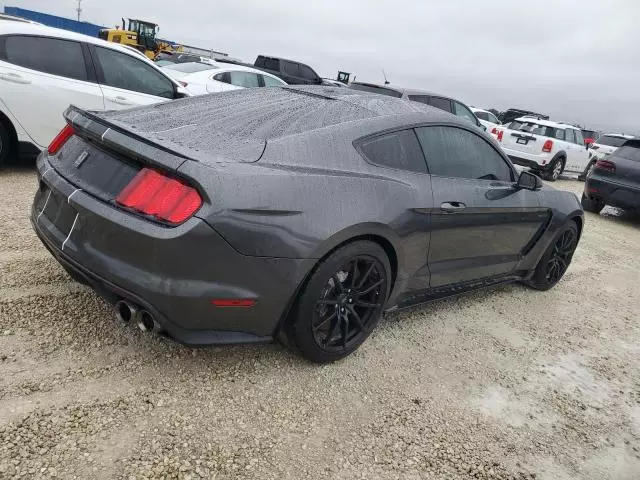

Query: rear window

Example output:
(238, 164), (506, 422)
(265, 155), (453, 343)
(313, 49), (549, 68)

(596, 135), (627, 147)
(614, 145), (640, 161)
(163, 62), (217, 73)
(359, 129), (426, 173)
(350, 83), (402, 98)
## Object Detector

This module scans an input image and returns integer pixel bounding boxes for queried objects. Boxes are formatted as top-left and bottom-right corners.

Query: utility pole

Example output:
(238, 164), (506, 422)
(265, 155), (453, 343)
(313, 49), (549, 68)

(76, 0), (82, 22)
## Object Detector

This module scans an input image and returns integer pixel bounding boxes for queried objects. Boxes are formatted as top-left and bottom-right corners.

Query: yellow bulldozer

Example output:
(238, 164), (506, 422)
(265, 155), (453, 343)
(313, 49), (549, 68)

(98, 18), (181, 60)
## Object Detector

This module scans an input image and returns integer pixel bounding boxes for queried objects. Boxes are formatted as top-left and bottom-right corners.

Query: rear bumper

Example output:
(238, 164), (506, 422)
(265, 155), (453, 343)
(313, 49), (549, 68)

(31, 154), (312, 345)
(503, 149), (550, 170)
(584, 175), (640, 210)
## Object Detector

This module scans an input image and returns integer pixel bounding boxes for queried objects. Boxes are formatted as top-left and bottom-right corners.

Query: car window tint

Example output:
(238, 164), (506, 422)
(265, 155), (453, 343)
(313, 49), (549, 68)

(94, 47), (174, 98)
(428, 97), (452, 112)
(407, 95), (429, 105)
(454, 101), (477, 124)
(615, 145), (640, 161)
(475, 111), (489, 121)
(262, 75), (284, 87)
(573, 129), (584, 145)
(283, 61), (299, 76)
(263, 58), (279, 71)
(4, 36), (87, 81)
(229, 71), (260, 88)
(299, 64), (316, 80)
(416, 126), (513, 182)
(509, 120), (524, 130)
(487, 112), (500, 124)
(596, 135), (626, 147)
(564, 129), (575, 144)
(554, 129), (566, 141)
(359, 129), (426, 173)
(213, 72), (231, 84)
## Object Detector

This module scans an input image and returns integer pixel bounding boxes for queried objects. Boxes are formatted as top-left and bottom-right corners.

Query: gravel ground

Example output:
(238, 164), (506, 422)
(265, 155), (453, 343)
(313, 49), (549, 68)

(1, 168), (639, 480)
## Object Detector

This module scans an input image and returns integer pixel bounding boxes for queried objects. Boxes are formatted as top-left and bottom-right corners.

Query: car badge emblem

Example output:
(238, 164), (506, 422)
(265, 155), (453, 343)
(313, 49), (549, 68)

(74, 151), (89, 168)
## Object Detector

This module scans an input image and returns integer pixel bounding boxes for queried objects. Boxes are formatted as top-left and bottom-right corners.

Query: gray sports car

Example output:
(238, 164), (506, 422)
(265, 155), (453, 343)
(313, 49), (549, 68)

(31, 86), (583, 362)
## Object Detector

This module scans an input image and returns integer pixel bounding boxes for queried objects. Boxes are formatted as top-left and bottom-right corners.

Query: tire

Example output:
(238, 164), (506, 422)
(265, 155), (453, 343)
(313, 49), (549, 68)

(0, 122), (11, 167)
(526, 222), (578, 291)
(544, 157), (564, 182)
(578, 160), (596, 182)
(581, 193), (605, 214)
(289, 240), (391, 363)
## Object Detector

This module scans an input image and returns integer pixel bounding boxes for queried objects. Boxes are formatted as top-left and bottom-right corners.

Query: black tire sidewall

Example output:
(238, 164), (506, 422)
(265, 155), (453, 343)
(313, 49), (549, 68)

(0, 123), (10, 166)
(529, 222), (578, 291)
(292, 240), (391, 363)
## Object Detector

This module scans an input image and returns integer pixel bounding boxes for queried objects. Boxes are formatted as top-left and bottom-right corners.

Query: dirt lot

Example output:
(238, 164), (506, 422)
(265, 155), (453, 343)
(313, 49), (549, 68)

(1, 168), (639, 480)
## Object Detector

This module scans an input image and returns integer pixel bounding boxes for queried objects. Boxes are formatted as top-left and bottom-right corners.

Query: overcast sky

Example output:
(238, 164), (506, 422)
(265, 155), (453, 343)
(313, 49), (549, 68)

(6, 0), (640, 133)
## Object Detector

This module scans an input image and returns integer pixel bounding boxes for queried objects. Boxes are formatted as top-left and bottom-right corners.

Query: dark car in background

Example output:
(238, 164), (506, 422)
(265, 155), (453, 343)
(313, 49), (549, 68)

(32, 86), (583, 362)
(349, 82), (485, 131)
(253, 55), (322, 85)
(582, 139), (640, 214)
(499, 108), (549, 125)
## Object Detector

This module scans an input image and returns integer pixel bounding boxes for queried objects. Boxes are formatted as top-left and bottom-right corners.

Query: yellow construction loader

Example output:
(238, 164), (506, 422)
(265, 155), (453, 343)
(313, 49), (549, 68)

(98, 18), (181, 60)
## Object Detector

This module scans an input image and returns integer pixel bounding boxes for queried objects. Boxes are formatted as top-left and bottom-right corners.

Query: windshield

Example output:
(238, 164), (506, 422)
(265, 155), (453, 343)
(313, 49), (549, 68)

(596, 135), (627, 147)
(163, 62), (218, 73)
(349, 83), (402, 98)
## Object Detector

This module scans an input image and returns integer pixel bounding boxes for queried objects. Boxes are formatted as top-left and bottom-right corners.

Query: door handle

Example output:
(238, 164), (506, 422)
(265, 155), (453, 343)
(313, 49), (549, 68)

(0, 72), (31, 84)
(107, 96), (134, 106)
(440, 201), (466, 212)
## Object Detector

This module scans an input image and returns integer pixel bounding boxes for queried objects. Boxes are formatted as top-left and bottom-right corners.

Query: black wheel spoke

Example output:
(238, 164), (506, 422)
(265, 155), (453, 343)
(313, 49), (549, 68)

(355, 301), (381, 308)
(350, 260), (359, 288)
(342, 316), (348, 348)
(356, 279), (383, 296)
(357, 262), (376, 289)
(317, 299), (337, 306)
(347, 305), (364, 331)
(324, 317), (341, 346)
(313, 310), (337, 331)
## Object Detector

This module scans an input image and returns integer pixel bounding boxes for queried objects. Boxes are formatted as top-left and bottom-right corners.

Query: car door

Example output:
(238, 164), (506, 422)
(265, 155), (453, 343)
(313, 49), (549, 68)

(356, 128), (434, 301)
(415, 125), (548, 288)
(89, 45), (176, 109)
(570, 129), (589, 173)
(0, 35), (104, 148)
(562, 128), (582, 173)
(298, 64), (321, 85)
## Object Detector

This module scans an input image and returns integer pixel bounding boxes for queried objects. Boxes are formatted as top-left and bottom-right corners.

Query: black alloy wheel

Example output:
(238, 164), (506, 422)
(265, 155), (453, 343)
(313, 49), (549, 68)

(291, 241), (390, 363)
(527, 222), (578, 291)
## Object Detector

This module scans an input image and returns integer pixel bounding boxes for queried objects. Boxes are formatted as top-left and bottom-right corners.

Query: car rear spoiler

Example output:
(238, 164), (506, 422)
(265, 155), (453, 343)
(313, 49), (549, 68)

(63, 105), (195, 173)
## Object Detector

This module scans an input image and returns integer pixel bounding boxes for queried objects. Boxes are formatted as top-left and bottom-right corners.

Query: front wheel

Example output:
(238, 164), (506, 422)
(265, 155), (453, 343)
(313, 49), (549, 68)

(290, 241), (391, 363)
(581, 193), (605, 214)
(526, 222), (578, 291)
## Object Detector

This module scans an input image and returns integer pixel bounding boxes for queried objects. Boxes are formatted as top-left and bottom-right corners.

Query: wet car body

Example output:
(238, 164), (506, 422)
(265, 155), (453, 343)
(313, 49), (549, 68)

(31, 86), (583, 352)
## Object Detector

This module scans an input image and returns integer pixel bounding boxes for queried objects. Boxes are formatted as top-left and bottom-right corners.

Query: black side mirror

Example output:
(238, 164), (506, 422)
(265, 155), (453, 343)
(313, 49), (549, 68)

(517, 171), (543, 190)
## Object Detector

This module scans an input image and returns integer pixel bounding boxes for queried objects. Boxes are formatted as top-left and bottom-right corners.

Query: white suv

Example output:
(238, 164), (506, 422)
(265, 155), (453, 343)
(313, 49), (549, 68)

(496, 117), (589, 181)
(0, 21), (186, 166)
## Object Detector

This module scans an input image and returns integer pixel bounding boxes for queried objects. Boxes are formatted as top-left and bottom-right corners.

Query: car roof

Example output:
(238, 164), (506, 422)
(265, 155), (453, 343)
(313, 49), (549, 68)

(513, 116), (581, 130)
(599, 133), (635, 139)
(0, 21), (159, 61)
(163, 61), (285, 80)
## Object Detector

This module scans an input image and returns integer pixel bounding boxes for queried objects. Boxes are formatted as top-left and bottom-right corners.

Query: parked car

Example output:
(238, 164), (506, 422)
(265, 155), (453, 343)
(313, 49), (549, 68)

(578, 133), (634, 180)
(253, 55), (322, 85)
(582, 139), (640, 214)
(32, 86), (583, 362)
(471, 107), (501, 131)
(496, 117), (589, 181)
(161, 62), (286, 95)
(499, 108), (549, 125)
(581, 128), (599, 146)
(0, 21), (187, 166)
(349, 82), (485, 131)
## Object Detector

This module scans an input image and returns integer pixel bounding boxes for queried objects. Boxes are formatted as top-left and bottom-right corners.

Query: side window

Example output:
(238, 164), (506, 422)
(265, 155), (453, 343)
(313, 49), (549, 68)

(283, 61), (300, 77)
(416, 126), (513, 182)
(93, 47), (174, 98)
(553, 128), (566, 141)
(229, 71), (260, 88)
(213, 72), (231, 84)
(264, 58), (279, 71)
(299, 64), (317, 80)
(428, 97), (453, 112)
(573, 130), (584, 145)
(564, 129), (575, 144)
(359, 129), (427, 173)
(454, 101), (478, 125)
(487, 112), (500, 124)
(408, 95), (429, 105)
(475, 111), (489, 121)
(262, 75), (284, 87)
(4, 36), (87, 81)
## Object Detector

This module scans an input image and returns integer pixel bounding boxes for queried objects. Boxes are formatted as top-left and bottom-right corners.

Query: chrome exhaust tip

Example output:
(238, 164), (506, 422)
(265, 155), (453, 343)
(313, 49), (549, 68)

(115, 300), (138, 323)
(137, 310), (160, 333)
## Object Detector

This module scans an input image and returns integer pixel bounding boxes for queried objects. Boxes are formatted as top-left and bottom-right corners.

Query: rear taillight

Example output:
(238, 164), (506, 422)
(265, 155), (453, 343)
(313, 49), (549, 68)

(542, 140), (553, 153)
(497, 130), (504, 142)
(116, 168), (202, 225)
(595, 159), (616, 173)
(48, 124), (75, 155)
(491, 127), (498, 134)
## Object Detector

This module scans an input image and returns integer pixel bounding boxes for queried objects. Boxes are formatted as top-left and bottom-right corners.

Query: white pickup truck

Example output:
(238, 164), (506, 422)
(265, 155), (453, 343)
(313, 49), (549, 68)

(496, 117), (590, 181)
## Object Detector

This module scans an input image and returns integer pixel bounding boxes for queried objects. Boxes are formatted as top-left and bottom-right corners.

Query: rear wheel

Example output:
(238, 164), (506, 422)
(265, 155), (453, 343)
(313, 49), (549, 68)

(544, 157), (564, 181)
(581, 193), (605, 214)
(0, 122), (11, 167)
(527, 222), (578, 291)
(290, 241), (390, 363)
